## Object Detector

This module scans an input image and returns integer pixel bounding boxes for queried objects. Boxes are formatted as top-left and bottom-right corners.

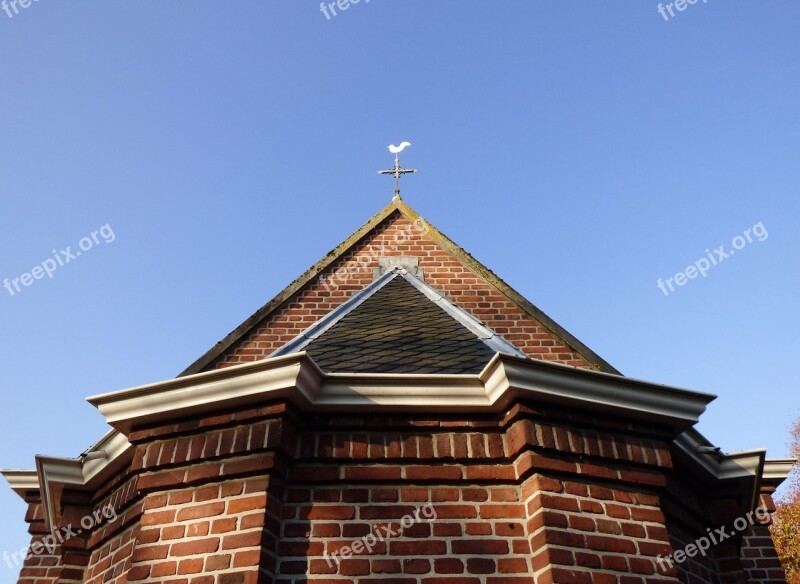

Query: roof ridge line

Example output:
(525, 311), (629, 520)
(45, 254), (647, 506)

(180, 197), (619, 377)
(178, 200), (403, 376)
(396, 269), (528, 358)
(270, 268), (403, 357)
(271, 266), (528, 367)
(393, 199), (620, 375)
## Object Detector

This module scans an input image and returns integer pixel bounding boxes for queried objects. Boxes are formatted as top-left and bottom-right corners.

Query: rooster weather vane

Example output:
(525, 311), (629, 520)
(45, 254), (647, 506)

(378, 142), (416, 200)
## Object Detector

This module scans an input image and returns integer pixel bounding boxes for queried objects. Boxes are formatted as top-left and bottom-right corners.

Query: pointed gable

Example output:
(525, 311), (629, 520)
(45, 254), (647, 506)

(181, 199), (618, 376)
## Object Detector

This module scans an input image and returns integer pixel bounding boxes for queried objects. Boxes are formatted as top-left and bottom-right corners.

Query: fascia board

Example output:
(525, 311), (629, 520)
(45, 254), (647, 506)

(673, 430), (767, 512)
(720, 450), (766, 482)
(316, 373), (488, 409)
(88, 351), (717, 433)
(18, 351), (775, 530)
(1, 469), (40, 497)
(763, 459), (796, 484)
(675, 430), (766, 482)
(34, 431), (134, 532)
(35, 455), (76, 533)
(81, 431), (134, 490)
(484, 355), (715, 429)
(88, 352), (322, 433)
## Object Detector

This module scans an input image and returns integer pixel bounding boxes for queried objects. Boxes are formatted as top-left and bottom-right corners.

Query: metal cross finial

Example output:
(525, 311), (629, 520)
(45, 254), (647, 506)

(378, 142), (417, 200)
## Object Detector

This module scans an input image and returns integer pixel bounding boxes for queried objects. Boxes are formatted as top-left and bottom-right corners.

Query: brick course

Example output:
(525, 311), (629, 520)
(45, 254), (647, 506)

(9, 401), (686, 583)
(12, 398), (787, 583)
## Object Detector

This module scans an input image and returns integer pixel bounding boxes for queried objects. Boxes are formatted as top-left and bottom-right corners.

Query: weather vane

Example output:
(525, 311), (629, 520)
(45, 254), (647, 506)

(378, 142), (416, 200)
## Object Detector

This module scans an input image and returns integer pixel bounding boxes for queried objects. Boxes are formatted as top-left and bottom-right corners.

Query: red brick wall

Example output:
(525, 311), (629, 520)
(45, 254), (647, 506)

(13, 500), (72, 584)
(660, 464), (788, 583)
(13, 399), (787, 583)
(661, 470), (735, 582)
(223, 401), (676, 583)
(110, 403), (293, 584)
(84, 525), (136, 583)
(210, 212), (595, 371)
(523, 474), (676, 583)
(124, 477), (274, 583)
(741, 492), (786, 582)
(277, 483), (533, 582)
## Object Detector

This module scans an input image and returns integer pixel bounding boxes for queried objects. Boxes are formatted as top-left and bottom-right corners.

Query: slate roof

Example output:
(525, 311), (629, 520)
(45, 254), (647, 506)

(273, 268), (526, 374)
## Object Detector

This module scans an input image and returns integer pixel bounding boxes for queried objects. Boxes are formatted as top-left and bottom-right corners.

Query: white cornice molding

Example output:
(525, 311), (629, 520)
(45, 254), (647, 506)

(87, 351), (715, 432)
(5, 352), (775, 533)
(316, 373), (490, 409)
(673, 428), (775, 511)
(482, 354), (715, 429)
(763, 458), (796, 483)
(721, 450), (767, 482)
(674, 429), (767, 482)
(1, 469), (40, 497)
(33, 430), (133, 533)
(2, 430), (132, 499)
(88, 353), (323, 433)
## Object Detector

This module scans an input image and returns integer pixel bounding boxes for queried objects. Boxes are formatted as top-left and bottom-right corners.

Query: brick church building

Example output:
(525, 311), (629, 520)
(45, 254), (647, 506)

(2, 195), (794, 583)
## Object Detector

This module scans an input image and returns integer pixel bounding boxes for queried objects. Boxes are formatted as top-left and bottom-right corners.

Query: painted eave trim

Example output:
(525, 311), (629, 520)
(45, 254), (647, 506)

(483, 353), (714, 429)
(89, 352), (322, 433)
(763, 458), (797, 484)
(0, 432), (133, 505)
(34, 430), (133, 532)
(673, 429), (769, 511)
(89, 351), (714, 433)
(678, 429), (767, 476)
(9, 353), (756, 531)
(1, 469), (40, 497)
(674, 430), (766, 482)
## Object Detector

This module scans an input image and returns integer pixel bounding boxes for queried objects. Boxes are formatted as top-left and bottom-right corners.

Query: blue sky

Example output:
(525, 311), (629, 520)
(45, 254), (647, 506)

(1, 0), (799, 565)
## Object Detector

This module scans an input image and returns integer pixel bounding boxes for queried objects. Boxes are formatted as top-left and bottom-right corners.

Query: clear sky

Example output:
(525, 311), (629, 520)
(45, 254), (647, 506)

(1, 0), (798, 566)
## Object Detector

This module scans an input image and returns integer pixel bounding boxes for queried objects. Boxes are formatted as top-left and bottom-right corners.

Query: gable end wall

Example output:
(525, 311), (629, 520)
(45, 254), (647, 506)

(209, 213), (596, 372)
